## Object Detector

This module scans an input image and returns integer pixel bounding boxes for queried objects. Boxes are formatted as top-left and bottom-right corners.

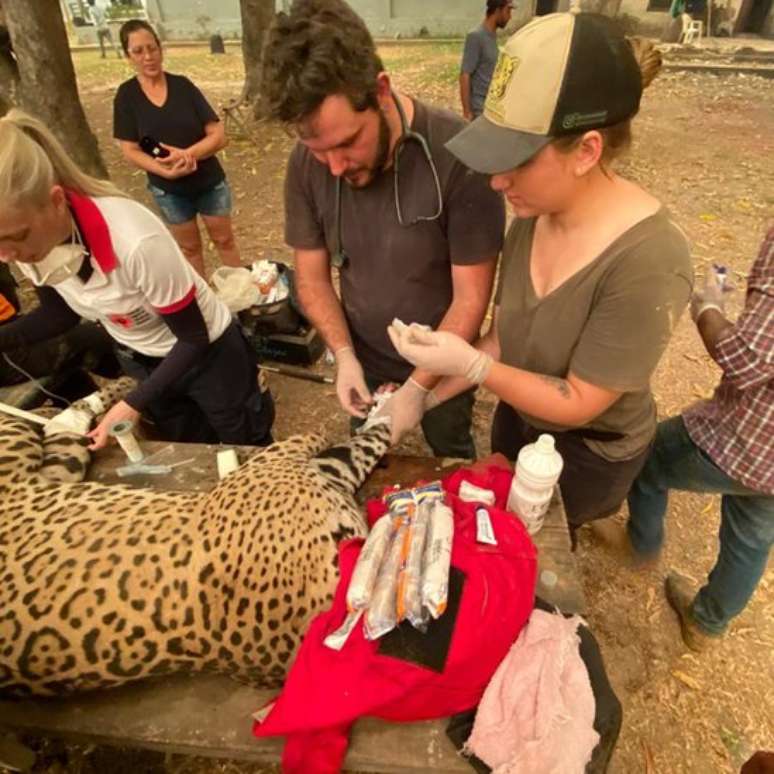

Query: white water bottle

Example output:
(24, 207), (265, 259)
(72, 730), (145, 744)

(507, 434), (564, 535)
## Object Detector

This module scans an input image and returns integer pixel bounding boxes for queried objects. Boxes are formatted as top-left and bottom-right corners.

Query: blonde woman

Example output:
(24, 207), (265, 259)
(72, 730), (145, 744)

(387, 14), (693, 540)
(0, 110), (274, 447)
(114, 19), (241, 277)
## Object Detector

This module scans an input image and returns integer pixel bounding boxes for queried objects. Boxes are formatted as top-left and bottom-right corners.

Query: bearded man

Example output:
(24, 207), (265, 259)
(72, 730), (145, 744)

(262, 0), (504, 457)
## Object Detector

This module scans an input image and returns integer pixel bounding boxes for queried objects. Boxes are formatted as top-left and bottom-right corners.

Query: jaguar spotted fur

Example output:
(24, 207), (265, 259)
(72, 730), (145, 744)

(0, 378), (391, 697)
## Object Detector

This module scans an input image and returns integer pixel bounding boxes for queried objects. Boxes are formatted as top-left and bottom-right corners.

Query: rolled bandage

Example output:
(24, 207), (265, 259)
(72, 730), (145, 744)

(458, 480), (496, 506)
(216, 449), (240, 479)
(82, 392), (106, 415)
(109, 420), (144, 463)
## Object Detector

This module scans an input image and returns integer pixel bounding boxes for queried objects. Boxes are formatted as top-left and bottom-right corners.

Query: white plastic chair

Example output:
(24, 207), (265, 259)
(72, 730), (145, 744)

(679, 13), (704, 44)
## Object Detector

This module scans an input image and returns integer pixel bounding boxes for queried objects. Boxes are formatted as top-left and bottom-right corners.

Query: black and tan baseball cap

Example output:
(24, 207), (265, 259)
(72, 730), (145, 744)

(446, 12), (642, 174)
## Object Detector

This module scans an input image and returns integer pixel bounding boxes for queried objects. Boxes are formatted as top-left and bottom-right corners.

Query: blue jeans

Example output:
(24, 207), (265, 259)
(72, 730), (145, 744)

(148, 179), (232, 225)
(627, 415), (774, 635)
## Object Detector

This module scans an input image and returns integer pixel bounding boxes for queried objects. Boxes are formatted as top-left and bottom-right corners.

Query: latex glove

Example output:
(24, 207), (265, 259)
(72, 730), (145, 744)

(425, 389), (441, 411)
(334, 346), (372, 418)
(387, 322), (493, 384)
(691, 268), (727, 322)
(86, 400), (140, 451)
(44, 405), (93, 437)
(371, 378), (427, 445)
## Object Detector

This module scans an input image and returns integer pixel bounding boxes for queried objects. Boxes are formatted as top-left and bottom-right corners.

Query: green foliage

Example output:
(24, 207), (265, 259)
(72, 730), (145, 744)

(105, 3), (145, 21)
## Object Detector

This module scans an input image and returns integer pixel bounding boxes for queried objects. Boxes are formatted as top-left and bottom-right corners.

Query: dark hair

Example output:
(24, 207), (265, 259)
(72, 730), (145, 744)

(119, 19), (161, 56)
(261, 0), (384, 125)
(486, 0), (509, 16)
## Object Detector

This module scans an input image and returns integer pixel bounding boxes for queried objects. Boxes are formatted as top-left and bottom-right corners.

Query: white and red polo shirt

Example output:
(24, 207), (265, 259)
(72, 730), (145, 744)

(18, 192), (232, 357)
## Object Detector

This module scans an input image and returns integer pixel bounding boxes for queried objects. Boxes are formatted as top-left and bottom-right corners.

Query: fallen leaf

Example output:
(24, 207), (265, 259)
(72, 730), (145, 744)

(672, 669), (702, 690)
(642, 739), (657, 773)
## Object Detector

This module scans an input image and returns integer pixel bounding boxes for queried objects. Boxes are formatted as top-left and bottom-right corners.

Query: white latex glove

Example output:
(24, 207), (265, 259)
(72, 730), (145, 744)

(370, 378), (427, 445)
(387, 322), (493, 384)
(334, 346), (372, 418)
(44, 406), (93, 437)
(691, 268), (727, 322)
(425, 389), (441, 411)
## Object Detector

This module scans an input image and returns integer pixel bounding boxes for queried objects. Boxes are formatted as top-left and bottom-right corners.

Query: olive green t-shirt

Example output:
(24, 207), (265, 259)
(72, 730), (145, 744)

(495, 210), (693, 461)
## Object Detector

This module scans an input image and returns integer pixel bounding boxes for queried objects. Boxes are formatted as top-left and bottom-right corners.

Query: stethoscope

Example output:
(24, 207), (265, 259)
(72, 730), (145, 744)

(331, 92), (444, 269)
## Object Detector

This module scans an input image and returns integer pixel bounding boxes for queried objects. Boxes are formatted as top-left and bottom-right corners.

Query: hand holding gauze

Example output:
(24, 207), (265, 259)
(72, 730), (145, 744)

(388, 319), (493, 384)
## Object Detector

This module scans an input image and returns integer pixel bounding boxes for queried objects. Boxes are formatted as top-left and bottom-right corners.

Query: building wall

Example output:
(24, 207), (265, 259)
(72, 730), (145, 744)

(110, 0), (528, 39)
(146, 0), (243, 38)
(67, 0), (772, 42)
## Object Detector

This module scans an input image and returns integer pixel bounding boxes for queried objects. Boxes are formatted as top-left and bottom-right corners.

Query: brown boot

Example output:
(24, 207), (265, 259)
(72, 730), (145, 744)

(664, 572), (720, 652)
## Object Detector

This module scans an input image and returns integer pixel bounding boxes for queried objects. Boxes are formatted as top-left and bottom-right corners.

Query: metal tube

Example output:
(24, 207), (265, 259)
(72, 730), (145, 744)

(260, 365), (334, 384)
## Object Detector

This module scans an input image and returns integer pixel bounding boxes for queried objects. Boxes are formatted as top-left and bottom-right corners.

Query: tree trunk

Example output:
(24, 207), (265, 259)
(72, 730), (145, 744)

(0, 4), (19, 115)
(0, 45), (19, 116)
(3, 0), (106, 177)
(239, 0), (276, 110)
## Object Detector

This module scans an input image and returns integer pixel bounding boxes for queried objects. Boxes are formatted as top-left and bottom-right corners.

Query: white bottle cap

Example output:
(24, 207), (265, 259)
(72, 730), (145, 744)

(536, 434), (556, 453)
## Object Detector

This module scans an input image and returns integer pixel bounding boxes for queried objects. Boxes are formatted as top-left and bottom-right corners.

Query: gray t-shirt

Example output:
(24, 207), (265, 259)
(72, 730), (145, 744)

(495, 211), (693, 460)
(461, 25), (499, 116)
(285, 99), (505, 383)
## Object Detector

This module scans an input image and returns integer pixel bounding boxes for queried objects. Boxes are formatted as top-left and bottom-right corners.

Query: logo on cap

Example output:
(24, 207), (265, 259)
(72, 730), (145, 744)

(561, 110), (609, 131)
(485, 52), (519, 121)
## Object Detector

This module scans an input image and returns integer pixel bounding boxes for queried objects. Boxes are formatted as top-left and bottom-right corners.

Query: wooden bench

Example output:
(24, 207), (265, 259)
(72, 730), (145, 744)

(0, 442), (584, 772)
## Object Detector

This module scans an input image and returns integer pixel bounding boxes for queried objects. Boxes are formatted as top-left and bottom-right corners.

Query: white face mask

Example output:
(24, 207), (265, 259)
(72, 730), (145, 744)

(27, 242), (87, 286)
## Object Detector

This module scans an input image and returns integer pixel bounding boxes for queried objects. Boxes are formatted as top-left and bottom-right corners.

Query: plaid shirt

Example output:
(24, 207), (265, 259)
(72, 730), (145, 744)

(683, 227), (774, 495)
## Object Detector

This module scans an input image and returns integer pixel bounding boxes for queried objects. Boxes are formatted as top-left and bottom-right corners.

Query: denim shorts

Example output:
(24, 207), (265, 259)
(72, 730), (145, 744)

(148, 179), (232, 225)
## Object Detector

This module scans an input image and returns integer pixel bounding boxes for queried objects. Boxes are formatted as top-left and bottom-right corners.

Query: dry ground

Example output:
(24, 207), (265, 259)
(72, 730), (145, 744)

(7, 41), (774, 774)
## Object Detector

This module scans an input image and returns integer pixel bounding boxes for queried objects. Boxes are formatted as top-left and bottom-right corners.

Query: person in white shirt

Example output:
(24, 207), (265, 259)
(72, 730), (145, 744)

(0, 109), (274, 447)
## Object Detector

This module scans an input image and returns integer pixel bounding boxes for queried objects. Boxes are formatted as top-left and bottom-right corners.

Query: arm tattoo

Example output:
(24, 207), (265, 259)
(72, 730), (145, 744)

(539, 374), (572, 399)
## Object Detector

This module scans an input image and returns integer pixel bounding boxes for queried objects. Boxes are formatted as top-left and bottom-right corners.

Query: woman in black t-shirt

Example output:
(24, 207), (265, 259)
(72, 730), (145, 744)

(113, 19), (241, 277)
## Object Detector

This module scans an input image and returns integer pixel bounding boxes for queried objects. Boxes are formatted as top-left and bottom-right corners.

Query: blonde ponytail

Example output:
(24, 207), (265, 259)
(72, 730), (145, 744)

(0, 109), (127, 209)
(627, 36), (663, 89)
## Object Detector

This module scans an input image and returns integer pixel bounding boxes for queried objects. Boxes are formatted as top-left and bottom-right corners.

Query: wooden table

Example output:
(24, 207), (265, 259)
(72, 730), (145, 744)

(0, 441), (584, 773)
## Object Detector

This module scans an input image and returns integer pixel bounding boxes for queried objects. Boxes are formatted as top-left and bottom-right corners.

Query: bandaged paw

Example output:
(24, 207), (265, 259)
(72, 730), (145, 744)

(81, 392), (106, 416)
(358, 383), (399, 434)
(44, 406), (93, 437)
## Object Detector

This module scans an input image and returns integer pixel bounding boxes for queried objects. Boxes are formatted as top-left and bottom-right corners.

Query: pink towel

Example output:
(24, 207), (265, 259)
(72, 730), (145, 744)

(464, 610), (600, 774)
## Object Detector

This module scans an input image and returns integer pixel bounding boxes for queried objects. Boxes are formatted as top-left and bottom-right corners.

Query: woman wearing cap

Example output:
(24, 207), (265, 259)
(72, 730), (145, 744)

(0, 109), (274, 449)
(388, 13), (693, 538)
(113, 19), (241, 278)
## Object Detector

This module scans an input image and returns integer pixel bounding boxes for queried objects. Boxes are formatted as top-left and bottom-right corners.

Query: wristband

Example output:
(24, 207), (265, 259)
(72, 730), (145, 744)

(694, 303), (724, 321)
(334, 345), (354, 361)
(408, 377), (430, 393)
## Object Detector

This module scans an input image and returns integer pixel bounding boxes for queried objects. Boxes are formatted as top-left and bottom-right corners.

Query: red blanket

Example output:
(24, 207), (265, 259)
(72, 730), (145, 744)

(253, 458), (537, 773)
